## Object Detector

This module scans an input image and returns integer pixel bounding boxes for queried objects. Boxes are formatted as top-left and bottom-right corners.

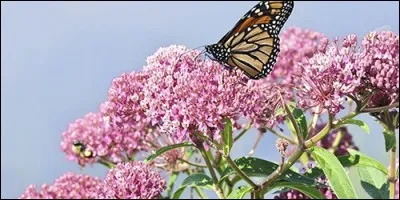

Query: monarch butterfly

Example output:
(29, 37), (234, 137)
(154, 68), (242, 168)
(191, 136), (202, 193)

(205, 1), (294, 79)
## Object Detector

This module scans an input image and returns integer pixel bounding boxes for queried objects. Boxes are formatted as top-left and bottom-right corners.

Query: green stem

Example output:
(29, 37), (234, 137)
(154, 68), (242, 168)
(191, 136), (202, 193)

(216, 167), (233, 197)
(346, 94), (360, 105)
(128, 152), (136, 161)
(358, 91), (375, 111)
(234, 123), (252, 142)
(193, 131), (221, 149)
(224, 155), (259, 190)
(361, 102), (399, 113)
(248, 131), (265, 156)
(178, 158), (207, 168)
(258, 145), (305, 191)
(213, 151), (222, 168)
(186, 168), (207, 199)
(308, 106), (322, 138)
(199, 146), (225, 199)
(389, 145), (397, 199)
(97, 158), (115, 169)
(329, 129), (343, 154)
(335, 111), (358, 125)
(265, 127), (297, 144)
(254, 190), (263, 199)
(304, 115), (333, 148)
(284, 103), (303, 144)
(166, 172), (179, 197)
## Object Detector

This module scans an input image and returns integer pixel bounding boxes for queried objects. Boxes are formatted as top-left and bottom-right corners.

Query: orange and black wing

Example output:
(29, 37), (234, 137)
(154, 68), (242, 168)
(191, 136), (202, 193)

(225, 24), (280, 79)
(218, 1), (294, 45)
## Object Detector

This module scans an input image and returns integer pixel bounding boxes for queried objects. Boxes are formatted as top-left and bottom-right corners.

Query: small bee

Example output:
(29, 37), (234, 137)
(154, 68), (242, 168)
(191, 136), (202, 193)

(72, 140), (94, 158)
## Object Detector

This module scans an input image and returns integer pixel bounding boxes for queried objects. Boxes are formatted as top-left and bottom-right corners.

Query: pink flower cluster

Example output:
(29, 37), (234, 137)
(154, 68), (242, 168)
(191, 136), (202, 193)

(145, 128), (187, 171)
(316, 125), (358, 156)
(97, 161), (166, 199)
(359, 31), (399, 105)
(20, 172), (102, 199)
(269, 27), (329, 86)
(100, 71), (150, 135)
(274, 176), (337, 199)
(295, 30), (399, 114)
(141, 45), (281, 141)
(60, 112), (147, 167)
(20, 162), (166, 199)
(297, 34), (364, 114)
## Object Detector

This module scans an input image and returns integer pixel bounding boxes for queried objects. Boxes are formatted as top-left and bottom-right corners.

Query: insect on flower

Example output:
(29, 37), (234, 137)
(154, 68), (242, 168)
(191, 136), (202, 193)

(205, 1), (294, 79)
(71, 140), (94, 158)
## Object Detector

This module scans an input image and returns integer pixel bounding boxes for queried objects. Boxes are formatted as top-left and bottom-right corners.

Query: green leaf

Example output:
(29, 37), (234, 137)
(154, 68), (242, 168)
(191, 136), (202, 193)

(166, 172), (179, 197)
(227, 186), (252, 199)
(310, 147), (358, 199)
(220, 157), (322, 186)
(222, 118), (233, 155)
(185, 147), (194, 159)
(275, 101), (296, 116)
(284, 104), (297, 140)
(336, 119), (370, 134)
(144, 142), (193, 163)
(268, 181), (326, 199)
(383, 130), (396, 152)
(292, 108), (308, 139)
(357, 166), (389, 199)
(172, 173), (213, 199)
(393, 112), (399, 128)
(286, 117), (297, 139)
(298, 152), (310, 166)
(303, 167), (325, 179)
(276, 102), (297, 139)
(337, 149), (388, 175)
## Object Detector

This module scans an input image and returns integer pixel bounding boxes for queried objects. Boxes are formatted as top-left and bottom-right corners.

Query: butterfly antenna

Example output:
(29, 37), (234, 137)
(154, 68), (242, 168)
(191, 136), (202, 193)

(177, 45), (207, 61)
(193, 49), (207, 69)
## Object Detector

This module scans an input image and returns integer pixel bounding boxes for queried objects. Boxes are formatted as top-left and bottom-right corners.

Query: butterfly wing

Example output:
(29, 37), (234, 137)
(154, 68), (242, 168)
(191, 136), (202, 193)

(225, 24), (280, 79)
(218, 1), (294, 45)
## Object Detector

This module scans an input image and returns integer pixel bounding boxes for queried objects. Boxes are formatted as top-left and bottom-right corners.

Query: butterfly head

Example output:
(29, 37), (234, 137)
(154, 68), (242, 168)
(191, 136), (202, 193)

(205, 44), (230, 62)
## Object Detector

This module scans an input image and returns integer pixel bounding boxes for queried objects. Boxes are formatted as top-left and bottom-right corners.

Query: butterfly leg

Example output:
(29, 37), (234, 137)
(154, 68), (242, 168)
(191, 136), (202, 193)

(222, 63), (234, 70)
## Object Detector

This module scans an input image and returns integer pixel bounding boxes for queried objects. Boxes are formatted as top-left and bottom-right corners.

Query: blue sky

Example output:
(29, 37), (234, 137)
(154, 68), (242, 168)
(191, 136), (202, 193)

(1, 1), (399, 198)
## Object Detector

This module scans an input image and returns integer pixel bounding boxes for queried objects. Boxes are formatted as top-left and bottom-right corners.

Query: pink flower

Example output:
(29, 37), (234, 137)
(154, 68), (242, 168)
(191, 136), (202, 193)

(144, 128), (187, 171)
(60, 112), (147, 167)
(100, 71), (155, 155)
(315, 125), (358, 156)
(141, 45), (281, 142)
(269, 27), (329, 87)
(297, 35), (363, 114)
(358, 31), (399, 104)
(20, 172), (101, 199)
(100, 71), (150, 135)
(274, 176), (337, 199)
(97, 161), (166, 199)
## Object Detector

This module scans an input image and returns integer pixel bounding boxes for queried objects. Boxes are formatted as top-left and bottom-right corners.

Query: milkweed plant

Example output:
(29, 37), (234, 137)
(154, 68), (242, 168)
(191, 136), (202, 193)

(20, 27), (399, 199)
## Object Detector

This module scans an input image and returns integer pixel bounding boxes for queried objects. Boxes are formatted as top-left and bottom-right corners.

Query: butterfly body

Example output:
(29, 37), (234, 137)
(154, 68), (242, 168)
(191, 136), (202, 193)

(205, 1), (294, 80)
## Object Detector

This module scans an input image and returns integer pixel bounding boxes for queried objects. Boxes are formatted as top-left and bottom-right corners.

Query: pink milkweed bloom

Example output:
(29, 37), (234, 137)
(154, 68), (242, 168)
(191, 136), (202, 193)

(100, 71), (151, 138)
(97, 161), (166, 199)
(144, 127), (188, 171)
(60, 111), (148, 167)
(274, 176), (337, 199)
(20, 172), (102, 199)
(297, 35), (364, 114)
(315, 124), (358, 156)
(269, 27), (329, 87)
(358, 31), (399, 105)
(140, 45), (281, 142)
